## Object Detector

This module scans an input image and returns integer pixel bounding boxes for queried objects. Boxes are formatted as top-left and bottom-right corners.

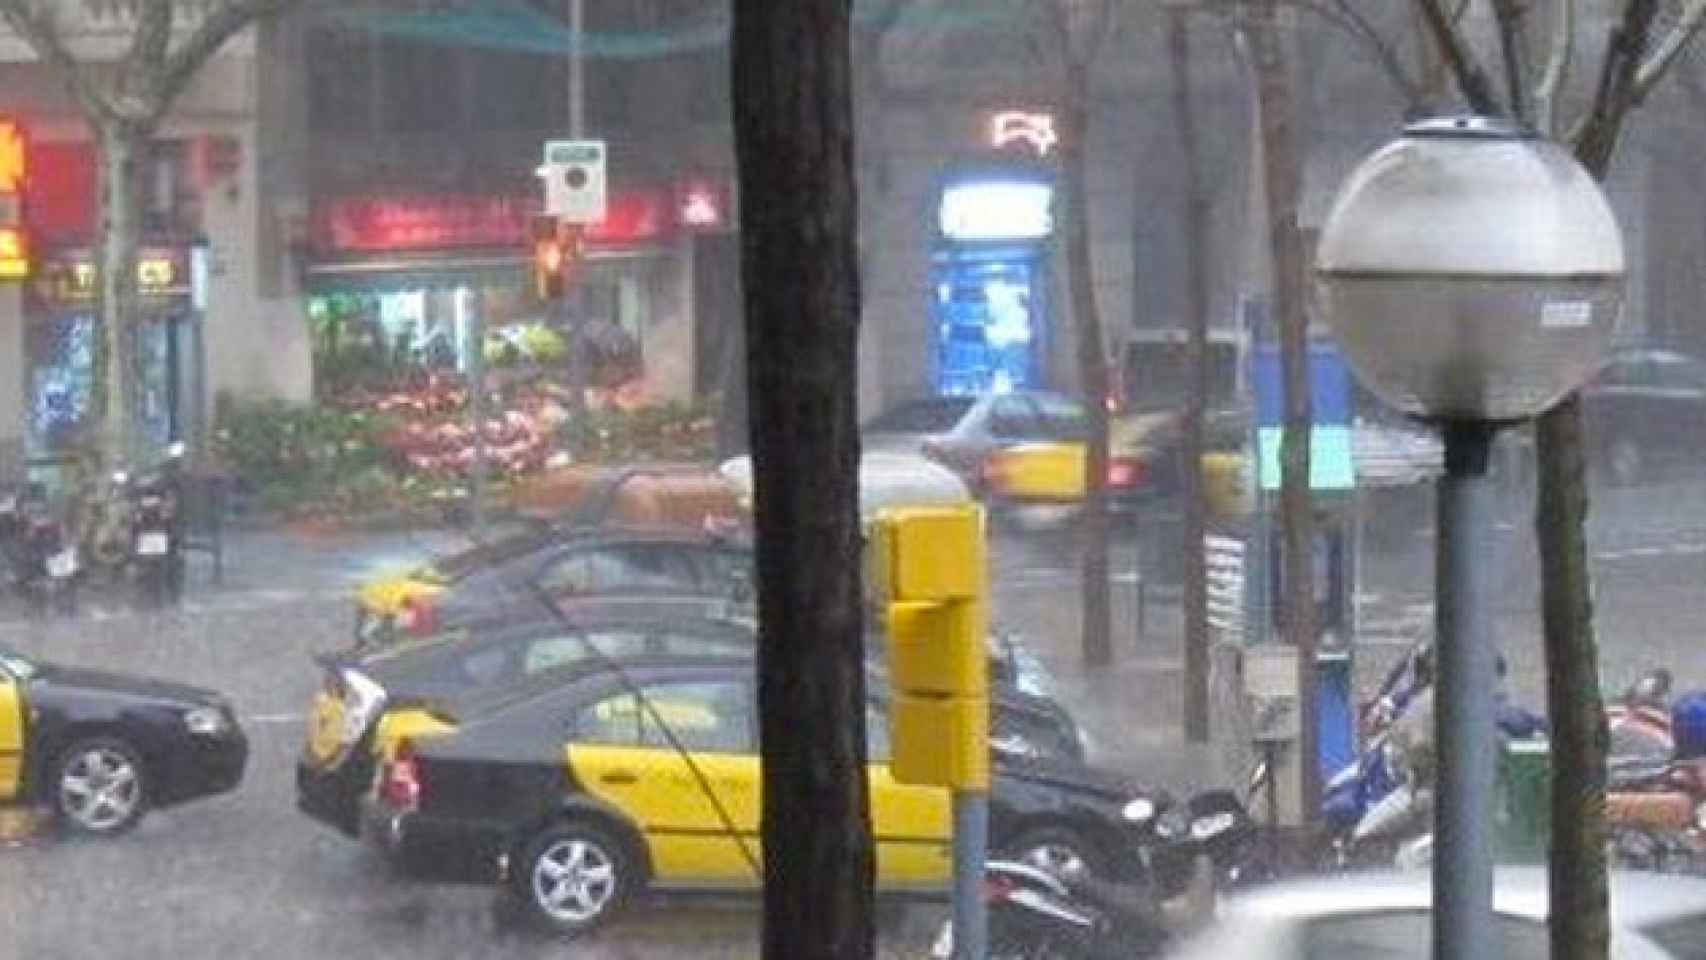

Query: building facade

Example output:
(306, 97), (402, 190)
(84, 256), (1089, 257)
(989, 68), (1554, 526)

(0, 8), (310, 460)
(4, 4), (1702, 458)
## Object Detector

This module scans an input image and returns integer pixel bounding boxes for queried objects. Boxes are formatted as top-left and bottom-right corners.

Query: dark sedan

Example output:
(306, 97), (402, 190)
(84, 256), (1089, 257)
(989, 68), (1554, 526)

(0, 646), (247, 836)
(355, 525), (755, 646)
(357, 656), (1169, 935)
(1583, 347), (1706, 485)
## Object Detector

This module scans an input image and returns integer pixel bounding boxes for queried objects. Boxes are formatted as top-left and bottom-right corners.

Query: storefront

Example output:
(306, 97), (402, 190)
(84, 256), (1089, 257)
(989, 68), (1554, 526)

(928, 110), (1061, 398)
(23, 246), (202, 456)
(931, 165), (1055, 397)
(303, 189), (677, 397)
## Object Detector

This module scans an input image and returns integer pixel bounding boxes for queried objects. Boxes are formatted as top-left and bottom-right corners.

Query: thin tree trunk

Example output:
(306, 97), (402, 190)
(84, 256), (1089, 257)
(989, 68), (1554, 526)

(1533, 36), (1643, 957)
(1058, 58), (1113, 670)
(1248, 2), (1319, 818)
(715, 308), (748, 460)
(1533, 10), (1662, 957)
(730, 3), (873, 958)
(94, 120), (148, 474)
(1171, 10), (1211, 744)
(1535, 394), (1609, 960)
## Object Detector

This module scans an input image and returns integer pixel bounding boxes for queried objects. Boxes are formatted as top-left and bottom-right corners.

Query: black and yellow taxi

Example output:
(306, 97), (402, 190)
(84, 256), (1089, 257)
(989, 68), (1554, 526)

(298, 614), (758, 837)
(358, 654), (1171, 936)
(297, 614), (1086, 840)
(0, 645), (246, 836)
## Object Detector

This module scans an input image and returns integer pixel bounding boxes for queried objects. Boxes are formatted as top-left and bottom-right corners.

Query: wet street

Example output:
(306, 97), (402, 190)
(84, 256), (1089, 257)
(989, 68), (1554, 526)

(1, 482), (1704, 959)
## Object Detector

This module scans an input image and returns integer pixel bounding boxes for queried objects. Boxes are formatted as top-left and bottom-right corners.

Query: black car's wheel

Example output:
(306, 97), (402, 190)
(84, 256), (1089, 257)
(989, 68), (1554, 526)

(53, 736), (147, 836)
(1001, 825), (1105, 882)
(511, 821), (635, 936)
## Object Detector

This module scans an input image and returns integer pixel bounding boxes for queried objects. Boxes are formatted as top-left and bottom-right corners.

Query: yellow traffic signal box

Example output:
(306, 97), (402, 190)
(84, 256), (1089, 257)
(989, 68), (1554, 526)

(870, 505), (989, 791)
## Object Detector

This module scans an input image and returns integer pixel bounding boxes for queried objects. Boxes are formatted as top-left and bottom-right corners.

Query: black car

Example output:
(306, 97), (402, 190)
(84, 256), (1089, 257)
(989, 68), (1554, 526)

(297, 613), (1086, 839)
(357, 656), (1170, 935)
(1582, 347), (1706, 485)
(0, 646), (247, 835)
(357, 525), (755, 645)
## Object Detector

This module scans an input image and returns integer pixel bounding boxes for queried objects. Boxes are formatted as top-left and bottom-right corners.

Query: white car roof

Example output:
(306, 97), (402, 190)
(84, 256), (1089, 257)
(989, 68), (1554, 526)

(1169, 869), (1706, 960)
(1223, 867), (1706, 927)
(718, 453), (971, 521)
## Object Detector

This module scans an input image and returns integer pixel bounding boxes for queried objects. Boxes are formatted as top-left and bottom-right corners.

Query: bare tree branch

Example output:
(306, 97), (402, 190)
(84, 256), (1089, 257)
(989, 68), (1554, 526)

(1535, 0), (1574, 135)
(1415, 0), (1502, 112)
(1489, 0), (1533, 123)
(128, 0), (175, 73)
(1048, 0), (1114, 69)
(0, 0), (106, 114)
(1633, 0), (1706, 100)
(156, 0), (308, 110)
(1294, 0), (1425, 108)
(1574, 0), (1659, 173)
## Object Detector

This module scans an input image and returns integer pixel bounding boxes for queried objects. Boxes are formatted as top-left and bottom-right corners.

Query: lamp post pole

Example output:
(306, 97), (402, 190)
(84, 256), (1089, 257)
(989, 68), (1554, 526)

(568, 0), (585, 138)
(1435, 419), (1498, 960)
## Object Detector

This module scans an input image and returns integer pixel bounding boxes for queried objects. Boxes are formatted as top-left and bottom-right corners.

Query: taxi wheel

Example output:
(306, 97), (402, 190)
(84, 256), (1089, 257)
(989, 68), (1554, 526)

(52, 736), (148, 836)
(512, 821), (635, 937)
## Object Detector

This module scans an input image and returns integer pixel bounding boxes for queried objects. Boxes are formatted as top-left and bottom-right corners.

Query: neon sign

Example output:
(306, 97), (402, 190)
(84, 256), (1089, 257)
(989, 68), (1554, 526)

(939, 181), (1054, 242)
(989, 111), (1058, 157)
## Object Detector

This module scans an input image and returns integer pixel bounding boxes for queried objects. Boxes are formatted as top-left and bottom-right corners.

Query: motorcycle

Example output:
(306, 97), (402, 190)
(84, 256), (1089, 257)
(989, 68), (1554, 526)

(129, 444), (187, 605)
(1604, 684), (1706, 874)
(0, 483), (79, 615)
(81, 443), (188, 605)
(932, 792), (1257, 959)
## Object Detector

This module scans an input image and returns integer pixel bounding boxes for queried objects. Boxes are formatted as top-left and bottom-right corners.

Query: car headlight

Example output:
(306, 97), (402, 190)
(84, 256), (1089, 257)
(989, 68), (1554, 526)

(184, 707), (231, 736)
(1122, 797), (1157, 823)
(1191, 811), (1238, 841)
(990, 732), (1041, 759)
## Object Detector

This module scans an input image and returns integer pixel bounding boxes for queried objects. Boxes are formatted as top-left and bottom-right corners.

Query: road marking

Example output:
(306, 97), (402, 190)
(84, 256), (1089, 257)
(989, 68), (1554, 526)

(244, 713), (306, 725)
(1596, 542), (1706, 562)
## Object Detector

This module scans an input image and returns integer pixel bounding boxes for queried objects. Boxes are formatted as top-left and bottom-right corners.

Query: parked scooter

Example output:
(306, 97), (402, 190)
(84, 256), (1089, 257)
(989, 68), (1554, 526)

(0, 482), (79, 615)
(1605, 687), (1706, 875)
(932, 792), (1256, 959)
(80, 443), (188, 605)
(1318, 648), (1545, 868)
(129, 443), (187, 605)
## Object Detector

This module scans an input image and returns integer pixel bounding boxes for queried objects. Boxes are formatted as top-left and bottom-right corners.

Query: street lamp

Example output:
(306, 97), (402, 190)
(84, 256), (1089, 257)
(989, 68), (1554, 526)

(1315, 116), (1624, 960)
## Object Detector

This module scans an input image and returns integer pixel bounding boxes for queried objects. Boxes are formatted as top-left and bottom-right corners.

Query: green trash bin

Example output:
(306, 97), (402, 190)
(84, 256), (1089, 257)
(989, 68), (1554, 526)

(1497, 738), (1552, 863)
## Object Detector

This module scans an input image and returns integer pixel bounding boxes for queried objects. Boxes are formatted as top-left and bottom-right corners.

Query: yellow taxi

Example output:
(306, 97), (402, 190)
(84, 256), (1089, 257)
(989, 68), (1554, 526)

(359, 654), (1176, 936)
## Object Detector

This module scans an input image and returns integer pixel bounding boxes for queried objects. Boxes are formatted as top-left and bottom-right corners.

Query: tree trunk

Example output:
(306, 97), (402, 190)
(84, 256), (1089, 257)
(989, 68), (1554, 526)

(1534, 101), (1630, 960)
(1058, 58), (1113, 670)
(730, 3), (874, 958)
(1170, 10), (1212, 744)
(1534, 394), (1609, 960)
(93, 119), (148, 476)
(1247, 3), (1319, 816)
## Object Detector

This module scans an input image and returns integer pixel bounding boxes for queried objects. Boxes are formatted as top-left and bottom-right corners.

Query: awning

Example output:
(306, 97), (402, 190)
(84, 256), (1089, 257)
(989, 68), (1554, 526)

(304, 253), (527, 296)
(303, 247), (665, 296)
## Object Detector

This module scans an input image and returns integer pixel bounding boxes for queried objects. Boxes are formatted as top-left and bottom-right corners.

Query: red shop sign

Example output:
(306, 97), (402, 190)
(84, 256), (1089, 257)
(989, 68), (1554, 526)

(313, 189), (672, 255)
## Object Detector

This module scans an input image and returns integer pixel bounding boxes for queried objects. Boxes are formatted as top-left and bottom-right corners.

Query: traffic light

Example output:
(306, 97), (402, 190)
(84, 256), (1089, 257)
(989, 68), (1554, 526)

(868, 505), (989, 790)
(532, 216), (567, 300)
(0, 226), (28, 281)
